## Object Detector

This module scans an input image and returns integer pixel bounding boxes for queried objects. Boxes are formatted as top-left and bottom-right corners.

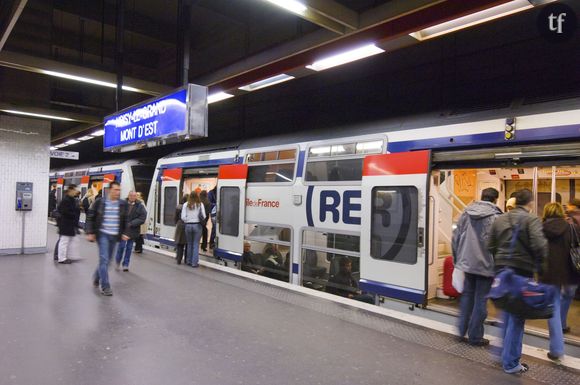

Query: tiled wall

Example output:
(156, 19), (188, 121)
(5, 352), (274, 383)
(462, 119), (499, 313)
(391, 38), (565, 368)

(0, 115), (51, 254)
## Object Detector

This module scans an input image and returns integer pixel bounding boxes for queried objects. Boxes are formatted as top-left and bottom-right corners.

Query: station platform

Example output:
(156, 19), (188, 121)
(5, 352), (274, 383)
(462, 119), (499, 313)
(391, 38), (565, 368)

(1, 227), (579, 385)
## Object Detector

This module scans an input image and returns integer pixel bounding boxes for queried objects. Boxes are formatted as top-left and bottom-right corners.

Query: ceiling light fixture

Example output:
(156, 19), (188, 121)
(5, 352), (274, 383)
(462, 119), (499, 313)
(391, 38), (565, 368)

(55, 143), (68, 148)
(265, 0), (307, 15)
(91, 129), (105, 136)
(40, 70), (144, 93)
(77, 135), (94, 141)
(410, 0), (535, 41)
(239, 74), (295, 91)
(207, 92), (234, 104)
(306, 44), (385, 72)
(1, 109), (74, 121)
(66, 139), (80, 145)
(50, 146), (57, 150)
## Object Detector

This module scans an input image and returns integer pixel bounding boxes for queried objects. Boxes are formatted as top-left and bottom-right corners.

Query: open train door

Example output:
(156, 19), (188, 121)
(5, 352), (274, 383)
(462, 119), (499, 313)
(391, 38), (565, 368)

(159, 168), (182, 239)
(215, 164), (248, 262)
(359, 150), (431, 306)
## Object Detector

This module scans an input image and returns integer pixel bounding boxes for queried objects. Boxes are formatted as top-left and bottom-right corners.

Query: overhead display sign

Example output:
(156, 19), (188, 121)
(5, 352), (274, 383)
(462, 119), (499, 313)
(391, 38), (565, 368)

(103, 84), (208, 152)
(50, 150), (79, 160)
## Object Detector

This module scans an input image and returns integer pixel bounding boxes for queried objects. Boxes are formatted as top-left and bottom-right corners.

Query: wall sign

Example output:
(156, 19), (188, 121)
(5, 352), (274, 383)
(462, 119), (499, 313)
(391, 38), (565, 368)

(103, 84), (207, 152)
(50, 150), (79, 160)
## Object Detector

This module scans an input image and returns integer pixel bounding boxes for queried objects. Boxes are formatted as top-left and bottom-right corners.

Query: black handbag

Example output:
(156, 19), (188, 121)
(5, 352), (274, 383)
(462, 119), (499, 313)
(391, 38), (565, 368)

(570, 224), (580, 273)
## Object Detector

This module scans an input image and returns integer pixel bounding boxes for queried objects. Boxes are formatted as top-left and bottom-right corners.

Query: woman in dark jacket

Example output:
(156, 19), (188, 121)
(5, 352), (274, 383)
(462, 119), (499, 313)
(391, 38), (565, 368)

(174, 194), (188, 264)
(114, 191), (147, 271)
(199, 190), (211, 252)
(541, 202), (575, 360)
(56, 185), (81, 264)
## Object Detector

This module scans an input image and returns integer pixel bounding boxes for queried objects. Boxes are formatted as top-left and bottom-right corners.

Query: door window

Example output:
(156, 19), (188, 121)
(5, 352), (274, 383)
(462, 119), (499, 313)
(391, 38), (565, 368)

(371, 186), (419, 264)
(220, 187), (240, 236)
(163, 187), (177, 226)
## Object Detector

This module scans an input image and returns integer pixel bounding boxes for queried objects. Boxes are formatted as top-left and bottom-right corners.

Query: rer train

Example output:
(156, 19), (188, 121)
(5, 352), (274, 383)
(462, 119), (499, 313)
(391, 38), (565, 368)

(53, 96), (580, 306)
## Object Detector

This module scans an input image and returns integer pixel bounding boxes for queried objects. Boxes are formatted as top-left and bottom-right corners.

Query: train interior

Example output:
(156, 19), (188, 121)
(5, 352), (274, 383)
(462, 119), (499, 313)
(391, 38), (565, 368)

(181, 168), (218, 237)
(429, 164), (580, 341)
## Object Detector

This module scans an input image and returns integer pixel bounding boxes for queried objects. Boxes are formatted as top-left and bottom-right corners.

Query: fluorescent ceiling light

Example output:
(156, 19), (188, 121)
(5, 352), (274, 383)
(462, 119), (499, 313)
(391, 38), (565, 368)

(239, 74), (295, 91)
(207, 92), (234, 104)
(40, 70), (144, 93)
(77, 135), (94, 141)
(91, 129), (105, 136)
(50, 146), (57, 150)
(306, 44), (385, 72)
(410, 0), (534, 41)
(66, 139), (80, 145)
(1, 109), (74, 121)
(265, 0), (307, 15)
(55, 143), (68, 148)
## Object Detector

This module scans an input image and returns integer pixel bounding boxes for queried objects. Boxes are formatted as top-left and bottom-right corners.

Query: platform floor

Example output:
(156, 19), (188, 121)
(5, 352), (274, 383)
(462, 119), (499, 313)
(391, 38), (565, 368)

(0, 227), (578, 385)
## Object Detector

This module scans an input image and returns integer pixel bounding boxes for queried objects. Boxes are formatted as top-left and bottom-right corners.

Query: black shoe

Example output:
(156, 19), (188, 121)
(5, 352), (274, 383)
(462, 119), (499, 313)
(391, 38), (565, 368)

(457, 336), (468, 343)
(93, 279), (99, 288)
(100, 287), (113, 296)
(134, 250), (142, 254)
(563, 327), (571, 334)
(58, 259), (73, 264)
(123, 267), (129, 272)
(468, 338), (489, 347)
(209, 244), (215, 249)
(201, 247), (207, 252)
(547, 352), (562, 361)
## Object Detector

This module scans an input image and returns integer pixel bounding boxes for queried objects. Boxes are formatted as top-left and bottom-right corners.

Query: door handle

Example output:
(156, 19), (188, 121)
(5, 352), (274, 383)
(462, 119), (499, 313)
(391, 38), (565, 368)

(417, 227), (424, 248)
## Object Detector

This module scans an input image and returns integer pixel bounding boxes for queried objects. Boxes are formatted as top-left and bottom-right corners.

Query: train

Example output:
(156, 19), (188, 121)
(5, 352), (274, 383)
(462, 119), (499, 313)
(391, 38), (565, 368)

(51, 95), (580, 306)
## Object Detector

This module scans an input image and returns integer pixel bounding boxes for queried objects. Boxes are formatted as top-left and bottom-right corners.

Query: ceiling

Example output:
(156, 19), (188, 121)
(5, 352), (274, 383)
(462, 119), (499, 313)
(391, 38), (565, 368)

(0, 0), (578, 168)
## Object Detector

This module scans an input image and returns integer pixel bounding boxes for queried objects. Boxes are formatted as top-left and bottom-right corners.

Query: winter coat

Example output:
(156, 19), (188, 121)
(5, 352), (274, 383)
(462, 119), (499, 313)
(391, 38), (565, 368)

(85, 198), (130, 241)
(452, 201), (502, 277)
(49, 189), (57, 213)
(57, 195), (80, 236)
(174, 204), (186, 245)
(488, 207), (548, 277)
(541, 218), (580, 286)
(124, 200), (147, 240)
(568, 209), (580, 226)
(208, 188), (217, 216)
(201, 198), (211, 226)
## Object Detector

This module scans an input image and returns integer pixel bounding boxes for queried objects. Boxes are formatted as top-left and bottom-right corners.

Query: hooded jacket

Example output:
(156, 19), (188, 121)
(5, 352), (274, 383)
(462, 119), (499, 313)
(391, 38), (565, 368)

(541, 217), (580, 286)
(452, 201), (503, 277)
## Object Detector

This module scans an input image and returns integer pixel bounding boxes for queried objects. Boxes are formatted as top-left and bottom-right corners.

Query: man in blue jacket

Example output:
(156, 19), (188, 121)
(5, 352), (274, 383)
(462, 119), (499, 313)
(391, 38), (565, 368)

(452, 187), (502, 346)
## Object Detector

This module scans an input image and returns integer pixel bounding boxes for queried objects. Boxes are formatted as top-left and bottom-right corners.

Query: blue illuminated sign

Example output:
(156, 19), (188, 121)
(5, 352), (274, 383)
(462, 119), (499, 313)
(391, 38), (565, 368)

(103, 88), (189, 150)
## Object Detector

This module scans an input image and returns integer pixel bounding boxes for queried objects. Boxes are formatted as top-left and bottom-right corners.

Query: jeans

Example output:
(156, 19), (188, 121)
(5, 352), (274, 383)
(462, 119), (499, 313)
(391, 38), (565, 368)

(561, 284), (578, 329)
(502, 312), (526, 372)
(93, 233), (118, 289)
(547, 285), (564, 357)
(115, 239), (134, 267)
(458, 273), (493, 343)
(209, 215), (216, 246)
(185, 223), (202, 266)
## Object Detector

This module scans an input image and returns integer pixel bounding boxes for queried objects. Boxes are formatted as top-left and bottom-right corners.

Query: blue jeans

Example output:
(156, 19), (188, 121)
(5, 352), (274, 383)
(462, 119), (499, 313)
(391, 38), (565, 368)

(458, 273), (492, 343)
(93, 233), (118, 289)
(561, 284), (578, 329)
(115, 239), (134, 267)
(185, 224), (202, 266)
(547, 285), (564, 357)
(502, 312), (526, 372)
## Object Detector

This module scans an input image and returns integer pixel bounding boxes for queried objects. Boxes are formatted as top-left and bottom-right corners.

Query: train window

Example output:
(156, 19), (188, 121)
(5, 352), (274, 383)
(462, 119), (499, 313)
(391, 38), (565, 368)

(163, 187), (177, 226)
(246, 149), (296, 163)
(243, 224), (291, 283)
(131, 165), (155, 202)
(305, 158), (364, 182)
(370, 186), (418, 264)
(247, 163), (295, 183)
(309, 146), (331, 158)
(356, 140), (383, 154)
(219, 187), (240, 236)
(301, 230), (361, 297)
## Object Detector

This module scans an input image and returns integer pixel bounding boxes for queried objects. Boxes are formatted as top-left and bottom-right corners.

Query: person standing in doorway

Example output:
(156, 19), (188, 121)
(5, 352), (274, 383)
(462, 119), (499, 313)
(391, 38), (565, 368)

(115, 191), (147, 272)
(452, 188), (502, 346)
(86, 181), (130, 296)
(49, 184), (57, 217)
(56, 184), (81, 264)
(181, 192), (206, 267)
(488, 188), (548, 374)
(174, 194), (188, 264)
(562, 198), (580, 334)
(199, 190), (211, 252)
(207, 186), (217, 249)
(133, 192), (146, 253)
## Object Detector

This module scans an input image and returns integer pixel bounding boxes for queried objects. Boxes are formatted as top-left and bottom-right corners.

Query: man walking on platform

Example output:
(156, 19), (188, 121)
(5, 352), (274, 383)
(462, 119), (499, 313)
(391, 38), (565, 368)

(86, 181), (130, 296)
(452, 187), (502, 346)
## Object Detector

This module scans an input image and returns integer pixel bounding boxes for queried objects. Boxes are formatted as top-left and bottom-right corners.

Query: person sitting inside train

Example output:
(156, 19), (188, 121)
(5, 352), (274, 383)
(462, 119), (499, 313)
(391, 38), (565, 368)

(326, 257), (374, 304)
(262, 243), (287, 281)
(241, 241), (262, 275)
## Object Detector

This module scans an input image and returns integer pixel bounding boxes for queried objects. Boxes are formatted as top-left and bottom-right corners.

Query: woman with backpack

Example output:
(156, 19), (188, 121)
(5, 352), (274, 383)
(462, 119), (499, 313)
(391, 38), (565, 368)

(541, 202), (578, 360)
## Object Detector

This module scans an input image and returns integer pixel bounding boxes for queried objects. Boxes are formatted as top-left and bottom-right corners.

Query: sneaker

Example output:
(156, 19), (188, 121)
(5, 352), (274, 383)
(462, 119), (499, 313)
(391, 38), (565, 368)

(58, 259), (73, 264)
(115, 263), (121, 271)
(504, 362), (529, 374)
(123, 267), (129, 272)
(468, 338), (490, 347)
(100, 287), (113, 296)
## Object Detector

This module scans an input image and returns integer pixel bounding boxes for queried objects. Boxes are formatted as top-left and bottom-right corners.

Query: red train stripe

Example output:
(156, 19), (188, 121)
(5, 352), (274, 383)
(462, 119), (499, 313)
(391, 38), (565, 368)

(57, 178), (64, 185)
(363, 151), (430, 176)
(81, 176), (90, 184)
(162, 168), (183, 182)
(103, 174), (116, 183)
(218, 164), (248, 180)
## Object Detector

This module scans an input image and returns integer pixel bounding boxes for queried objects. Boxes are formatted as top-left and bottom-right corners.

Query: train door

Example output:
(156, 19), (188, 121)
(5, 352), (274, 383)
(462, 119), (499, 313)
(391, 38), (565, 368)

(215, 164), (248, 260)
(56, 178), (64, 204)
(359, 150), (431, 305)
(79, 176), (90, 224)
(159, 168), (182, 239)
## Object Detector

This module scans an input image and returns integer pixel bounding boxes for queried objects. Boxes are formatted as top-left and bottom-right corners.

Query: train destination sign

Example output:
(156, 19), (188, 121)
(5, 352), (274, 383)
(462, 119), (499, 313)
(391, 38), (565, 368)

(103, 84), (208, 152)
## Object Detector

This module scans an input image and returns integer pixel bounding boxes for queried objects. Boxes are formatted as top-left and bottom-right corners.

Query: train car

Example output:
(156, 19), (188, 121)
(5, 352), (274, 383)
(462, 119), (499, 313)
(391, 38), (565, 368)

(50, 159), (155, 224)
(144, 96), (580, 307)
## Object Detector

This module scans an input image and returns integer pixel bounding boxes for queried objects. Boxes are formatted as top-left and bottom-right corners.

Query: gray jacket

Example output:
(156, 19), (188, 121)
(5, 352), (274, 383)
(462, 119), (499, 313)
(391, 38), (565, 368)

(488, 207), (548, 276)
(452, 201), (502, 277)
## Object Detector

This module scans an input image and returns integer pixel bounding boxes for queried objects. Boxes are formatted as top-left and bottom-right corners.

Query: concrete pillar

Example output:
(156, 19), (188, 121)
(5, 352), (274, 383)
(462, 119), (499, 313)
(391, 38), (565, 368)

(0, 115), (51, 255)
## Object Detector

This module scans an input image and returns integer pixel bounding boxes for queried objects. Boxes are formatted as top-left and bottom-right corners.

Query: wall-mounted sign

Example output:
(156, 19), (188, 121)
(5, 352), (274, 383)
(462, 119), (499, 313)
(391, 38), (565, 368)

(103, 84), (207, 152)
(50, 150), (79, 160)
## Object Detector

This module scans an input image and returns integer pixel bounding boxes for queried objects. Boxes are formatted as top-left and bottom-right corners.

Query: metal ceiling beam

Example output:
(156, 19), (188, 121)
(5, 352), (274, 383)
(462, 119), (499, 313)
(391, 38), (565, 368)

(0, 0), (27, 52)
(303, 0), (359, 30)
(51, 123), (100, 143)
(0, 102), (102, 124)
(0, 51), (172, 95)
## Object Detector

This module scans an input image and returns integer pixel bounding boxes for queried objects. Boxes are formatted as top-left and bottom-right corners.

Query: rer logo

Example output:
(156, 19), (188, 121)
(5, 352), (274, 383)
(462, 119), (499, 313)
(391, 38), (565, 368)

(538, 3), (577, 42)
(306, 186), (362, 227)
